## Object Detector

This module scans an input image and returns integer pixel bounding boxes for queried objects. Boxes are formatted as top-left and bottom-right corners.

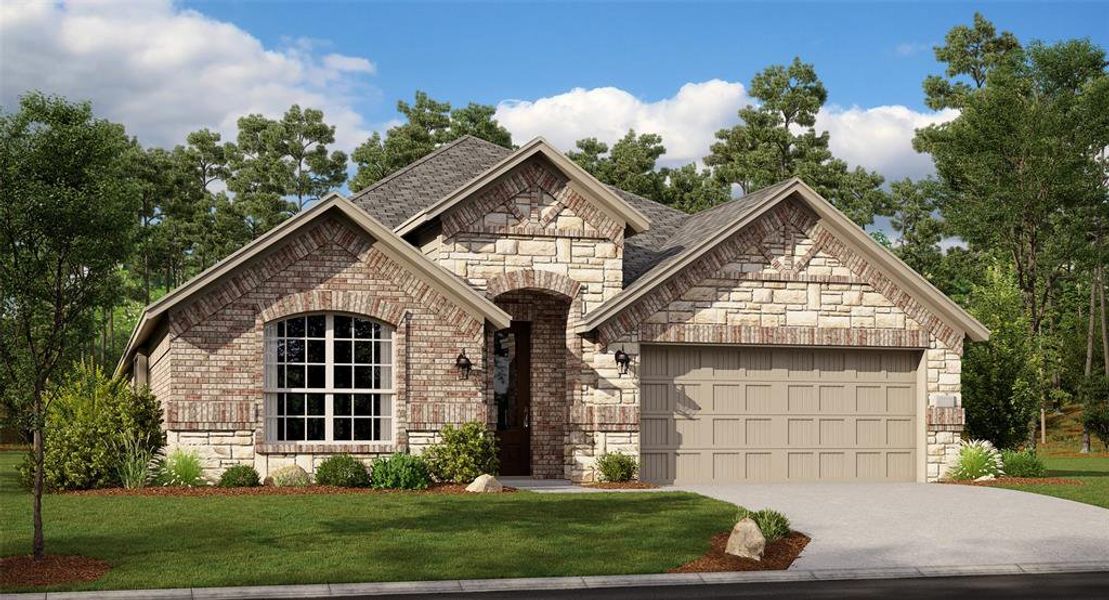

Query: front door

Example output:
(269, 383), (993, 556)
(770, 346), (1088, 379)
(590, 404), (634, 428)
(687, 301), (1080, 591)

(494, 321), (531, 476)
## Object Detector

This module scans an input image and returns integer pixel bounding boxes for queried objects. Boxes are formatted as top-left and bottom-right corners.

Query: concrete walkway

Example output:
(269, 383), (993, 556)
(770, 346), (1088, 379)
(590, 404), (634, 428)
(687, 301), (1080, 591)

(675, 482), (1109, 570)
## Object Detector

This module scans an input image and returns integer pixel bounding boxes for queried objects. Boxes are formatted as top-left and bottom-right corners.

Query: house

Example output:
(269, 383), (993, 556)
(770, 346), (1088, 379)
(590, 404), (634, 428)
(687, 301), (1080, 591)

(117, 136), (988, 484)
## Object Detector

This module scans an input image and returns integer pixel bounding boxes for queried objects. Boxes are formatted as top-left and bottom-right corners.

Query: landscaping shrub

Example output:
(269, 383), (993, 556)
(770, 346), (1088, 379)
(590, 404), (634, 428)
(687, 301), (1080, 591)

(595, 451), (637, 482)
(736, 508), (791, 543)
(370, 453), (431, 489)
(157, 449), (207, 487)
(17, 362), (164, 491)
(423, 421), (499, 483)
(314, 454), (370, 487)
(946, 439), (1005, 480)
(1080, 376), (1109, 451)
(116, 436), (157, 489)
(218, 464), (261, 488)
(267, 464), (311, 487)
(1001, 448), (1046, 478)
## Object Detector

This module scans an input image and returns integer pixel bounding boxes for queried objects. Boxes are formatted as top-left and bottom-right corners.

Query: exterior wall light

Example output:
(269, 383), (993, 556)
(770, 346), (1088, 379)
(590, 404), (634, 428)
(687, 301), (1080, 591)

(614, 347), (631, 377)
(455, 350), (473, 380)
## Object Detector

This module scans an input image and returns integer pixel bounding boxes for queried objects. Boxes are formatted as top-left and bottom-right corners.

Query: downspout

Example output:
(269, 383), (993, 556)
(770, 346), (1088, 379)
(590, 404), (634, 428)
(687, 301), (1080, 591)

(404, 311), (412, 451)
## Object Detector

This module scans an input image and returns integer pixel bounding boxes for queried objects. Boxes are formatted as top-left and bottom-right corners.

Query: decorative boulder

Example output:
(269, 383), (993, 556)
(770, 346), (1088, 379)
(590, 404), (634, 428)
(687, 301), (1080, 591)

(465, 474), (503, 493)
(974, 473), (997, 482)
(725, 518), (766, 560)
(265, 464), (311, 487)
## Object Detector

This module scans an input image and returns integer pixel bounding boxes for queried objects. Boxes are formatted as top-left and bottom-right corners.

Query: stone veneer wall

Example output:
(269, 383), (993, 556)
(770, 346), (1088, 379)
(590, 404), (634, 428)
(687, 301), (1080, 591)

(150, 216), (485, 480)
(578, 199), (965, 482)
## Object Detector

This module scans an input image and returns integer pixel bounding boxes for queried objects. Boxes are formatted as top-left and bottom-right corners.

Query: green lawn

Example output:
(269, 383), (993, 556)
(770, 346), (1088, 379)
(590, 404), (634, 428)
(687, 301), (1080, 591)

(993, 455), (1109, 509)
(0, 452), (735, 592)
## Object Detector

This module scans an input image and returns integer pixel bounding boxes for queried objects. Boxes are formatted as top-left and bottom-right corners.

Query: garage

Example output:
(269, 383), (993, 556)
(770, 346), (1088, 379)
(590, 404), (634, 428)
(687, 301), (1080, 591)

(639, 345), (921, 483)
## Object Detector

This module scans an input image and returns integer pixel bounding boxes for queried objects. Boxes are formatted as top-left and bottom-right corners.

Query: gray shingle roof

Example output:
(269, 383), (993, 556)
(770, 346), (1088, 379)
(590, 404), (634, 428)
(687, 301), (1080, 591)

(348, 135), (512, 229)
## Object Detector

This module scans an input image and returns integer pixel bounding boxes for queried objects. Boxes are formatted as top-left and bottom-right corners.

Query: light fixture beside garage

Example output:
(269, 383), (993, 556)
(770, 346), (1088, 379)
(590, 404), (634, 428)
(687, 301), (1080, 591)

(613, 347), (631, 376)
(455, 349), (473, 380)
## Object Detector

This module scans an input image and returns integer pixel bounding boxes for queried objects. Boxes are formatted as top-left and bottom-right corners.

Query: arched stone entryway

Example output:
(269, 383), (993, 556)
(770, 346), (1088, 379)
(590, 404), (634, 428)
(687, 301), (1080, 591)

(489, 285), (574, 478)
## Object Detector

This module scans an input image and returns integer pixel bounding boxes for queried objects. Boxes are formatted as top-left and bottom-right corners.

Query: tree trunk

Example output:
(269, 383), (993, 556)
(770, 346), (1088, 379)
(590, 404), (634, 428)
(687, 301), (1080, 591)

(32, 389), (45, 560)
(1100, 264), (1107, 375)
(1087, 279), (1097, 377)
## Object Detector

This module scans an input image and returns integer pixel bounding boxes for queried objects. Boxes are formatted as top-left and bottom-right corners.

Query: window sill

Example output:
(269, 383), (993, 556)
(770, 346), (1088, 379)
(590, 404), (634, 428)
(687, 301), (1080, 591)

(255, 442), (396, 455)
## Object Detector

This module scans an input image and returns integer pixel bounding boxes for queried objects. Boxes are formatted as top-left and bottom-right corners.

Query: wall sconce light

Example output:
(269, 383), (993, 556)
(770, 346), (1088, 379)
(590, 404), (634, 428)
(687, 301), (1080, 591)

(614, 347), (631, 377)
(455, 350), (473, 380)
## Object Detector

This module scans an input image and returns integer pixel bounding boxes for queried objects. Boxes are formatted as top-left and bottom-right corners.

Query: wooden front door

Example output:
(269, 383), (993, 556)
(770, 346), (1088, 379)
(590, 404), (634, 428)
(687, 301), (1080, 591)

(495, 321), (531, 476)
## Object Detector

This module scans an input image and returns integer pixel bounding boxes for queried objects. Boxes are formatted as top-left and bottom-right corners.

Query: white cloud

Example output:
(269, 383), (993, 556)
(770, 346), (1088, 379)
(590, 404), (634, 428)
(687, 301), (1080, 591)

(0, 0), (376, 152)
(895, 42), (931, 57)
(496, 80), (749, 168)
(816, 104), (958, 182)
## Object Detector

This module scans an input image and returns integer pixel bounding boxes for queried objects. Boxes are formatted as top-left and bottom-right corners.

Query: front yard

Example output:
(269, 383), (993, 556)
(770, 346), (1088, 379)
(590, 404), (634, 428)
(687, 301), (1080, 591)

(991, 454), (1109, 509)
(0, 452), (735, 592)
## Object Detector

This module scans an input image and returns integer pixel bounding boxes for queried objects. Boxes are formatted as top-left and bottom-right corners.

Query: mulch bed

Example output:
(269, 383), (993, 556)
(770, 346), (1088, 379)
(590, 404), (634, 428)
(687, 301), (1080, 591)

(669, 531), (810, 572)
(581, 481), (658, 489)
(944, 477), (1084, 487)
(65, 483), (517, 497)
(0, 555), (110, 587)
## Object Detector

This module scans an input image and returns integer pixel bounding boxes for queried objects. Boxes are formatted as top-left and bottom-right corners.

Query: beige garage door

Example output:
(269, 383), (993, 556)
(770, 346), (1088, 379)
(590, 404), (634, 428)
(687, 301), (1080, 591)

(640, 345), (919, 483)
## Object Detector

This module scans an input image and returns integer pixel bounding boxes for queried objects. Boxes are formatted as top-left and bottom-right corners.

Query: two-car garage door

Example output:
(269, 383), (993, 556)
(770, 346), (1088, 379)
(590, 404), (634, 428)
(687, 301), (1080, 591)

(639, 345), (920, 483)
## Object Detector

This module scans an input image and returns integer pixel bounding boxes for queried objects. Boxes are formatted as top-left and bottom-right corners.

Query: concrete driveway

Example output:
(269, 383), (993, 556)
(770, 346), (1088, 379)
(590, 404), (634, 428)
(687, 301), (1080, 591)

(673, 483), (1109, 570)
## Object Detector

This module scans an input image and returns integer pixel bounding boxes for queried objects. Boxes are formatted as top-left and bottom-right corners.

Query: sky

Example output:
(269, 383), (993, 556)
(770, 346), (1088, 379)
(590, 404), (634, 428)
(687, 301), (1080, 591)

(2, 0), (1107, 186)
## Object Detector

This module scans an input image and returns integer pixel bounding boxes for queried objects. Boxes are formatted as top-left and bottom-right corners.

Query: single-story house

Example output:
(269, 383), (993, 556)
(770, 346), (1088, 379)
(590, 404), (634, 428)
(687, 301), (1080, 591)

(118, 136), (988, 484)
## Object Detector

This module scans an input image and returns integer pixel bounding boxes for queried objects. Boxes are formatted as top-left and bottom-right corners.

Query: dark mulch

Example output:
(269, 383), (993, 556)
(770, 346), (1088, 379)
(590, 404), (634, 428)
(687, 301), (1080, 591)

(944, 477), (1084, 487)
(65, 483), (517, 497)
(582, 481), (658, 489)
(669, 531), (810, 572)
(0, 555), (110, 587)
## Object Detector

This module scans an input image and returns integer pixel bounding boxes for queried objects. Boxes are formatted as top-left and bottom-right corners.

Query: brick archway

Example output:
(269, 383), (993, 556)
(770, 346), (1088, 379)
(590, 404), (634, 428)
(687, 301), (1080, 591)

(257, 290), (406, 327)
(485, 270), (581, 301)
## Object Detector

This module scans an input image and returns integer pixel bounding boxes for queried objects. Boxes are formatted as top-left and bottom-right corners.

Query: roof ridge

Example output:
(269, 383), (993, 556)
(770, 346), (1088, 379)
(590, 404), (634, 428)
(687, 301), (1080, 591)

(347, 135), (482, 200)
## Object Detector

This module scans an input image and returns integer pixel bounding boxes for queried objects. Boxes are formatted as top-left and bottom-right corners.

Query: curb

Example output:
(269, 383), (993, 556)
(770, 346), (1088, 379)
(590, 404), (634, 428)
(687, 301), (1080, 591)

(4, 561), (1109, 600)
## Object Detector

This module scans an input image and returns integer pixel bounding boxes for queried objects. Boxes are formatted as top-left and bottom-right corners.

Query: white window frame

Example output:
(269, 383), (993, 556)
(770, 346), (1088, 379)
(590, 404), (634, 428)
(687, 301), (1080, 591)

(263, 313), (395, 444)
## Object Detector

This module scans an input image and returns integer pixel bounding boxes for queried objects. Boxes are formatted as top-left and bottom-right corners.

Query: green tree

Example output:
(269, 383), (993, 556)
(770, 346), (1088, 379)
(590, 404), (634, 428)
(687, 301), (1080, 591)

(660, 163), (731, 213)
(923, 12), (1022, 110)
(706, 58), (888, 226)
(450, 102), (513, 148)
(567, 130), (667, 200)
(888, 178), (948, 277)
(0, 93), (140, 560)
(277, 105), (348, 210)
(227, 113), (296, 238)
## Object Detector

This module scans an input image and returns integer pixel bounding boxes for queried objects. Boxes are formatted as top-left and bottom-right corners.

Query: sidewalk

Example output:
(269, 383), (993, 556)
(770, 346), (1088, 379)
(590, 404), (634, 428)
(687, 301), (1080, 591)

(5, 561), (1108, 600)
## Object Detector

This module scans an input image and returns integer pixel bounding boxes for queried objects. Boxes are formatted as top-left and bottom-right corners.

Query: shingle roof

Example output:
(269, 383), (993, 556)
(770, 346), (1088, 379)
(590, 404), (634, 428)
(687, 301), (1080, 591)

(348, 135), (513, 229)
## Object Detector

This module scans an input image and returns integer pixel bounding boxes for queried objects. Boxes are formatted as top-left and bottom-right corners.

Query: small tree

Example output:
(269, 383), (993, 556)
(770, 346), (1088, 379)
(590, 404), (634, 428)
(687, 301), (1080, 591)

(0, 93), (139, 560)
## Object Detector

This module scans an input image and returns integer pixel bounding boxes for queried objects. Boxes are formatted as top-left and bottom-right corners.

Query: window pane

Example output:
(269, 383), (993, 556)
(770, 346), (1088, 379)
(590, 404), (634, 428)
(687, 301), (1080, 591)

(287, 317), (305, 337)
(275, 417), (287, 441)
(287, 393), (305, 415)
(334, 340), (352, 363)
(354, 318), (373, 339)
(306, 393), (325, 415)
(380, 419), (392, 441)
(353, 394), (372, 416)
(334, 366), (351, 389)
(307, 365), (326, 389)
(334, 315), (352, 338)
(307, 340), (326, 363)
(355, 341), (372, 364)
(277, 320), (286, 337)
(287, 339), (305, 363)
(378, 342), (392, 365)
(353, 418), (374, 441)
(306, 418), (325, 440)
(277, 367), (286, 388)
(276, 393), (286, 416)
(379, 366), (392, 389)
(354, 366), (372, 389)
(287, 366), (305, 388)
(334, 393), (351, 415)
(277, 339), (286, 362)
(335, 418), (352, 441)
(287, 418), (304, 441)
(307, 315), (326, 337)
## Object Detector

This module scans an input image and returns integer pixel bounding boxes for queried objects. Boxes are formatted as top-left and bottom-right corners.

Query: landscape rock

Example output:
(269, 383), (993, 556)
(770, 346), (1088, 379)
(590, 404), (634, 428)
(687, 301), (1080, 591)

(465, 474), (503, 493)
(974, 474), (997, 482)
(265, 464), (311, 487)
(725, 517), (766, 560)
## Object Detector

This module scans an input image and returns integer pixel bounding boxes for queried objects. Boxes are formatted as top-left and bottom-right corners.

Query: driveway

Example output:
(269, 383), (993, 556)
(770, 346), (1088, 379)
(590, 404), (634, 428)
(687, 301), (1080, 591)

(673, 483), (1109, 570)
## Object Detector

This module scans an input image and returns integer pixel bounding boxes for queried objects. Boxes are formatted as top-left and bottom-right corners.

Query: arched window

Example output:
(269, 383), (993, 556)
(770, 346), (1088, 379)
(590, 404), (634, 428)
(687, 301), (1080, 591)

(263, 314), (393, 443)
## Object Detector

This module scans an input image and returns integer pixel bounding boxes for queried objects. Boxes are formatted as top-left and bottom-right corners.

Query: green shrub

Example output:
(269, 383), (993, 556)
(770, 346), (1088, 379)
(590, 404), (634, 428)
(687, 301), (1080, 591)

(156, 449), (206, 487)
(17, 363), (164, 490)
(736, 508), (791, 543)
(946, 439), (1005, 480)
(1001, 448), (1046, 478)
(595, 451), (637, 482)
(314, 454), (370, 487)
(423, 422), (499, 483)
(116, 436), (157, 489)
(267, 464), (311, 487)
(370, 453), (431, 490)
(218, 464), (261, 488)
(1080, 378), (1109, 451)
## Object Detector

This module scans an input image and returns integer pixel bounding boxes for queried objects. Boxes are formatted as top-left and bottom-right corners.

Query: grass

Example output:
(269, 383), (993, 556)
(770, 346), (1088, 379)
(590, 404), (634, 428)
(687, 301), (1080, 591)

(0, 452), (735, 592)
(993, 455), (1109, 509)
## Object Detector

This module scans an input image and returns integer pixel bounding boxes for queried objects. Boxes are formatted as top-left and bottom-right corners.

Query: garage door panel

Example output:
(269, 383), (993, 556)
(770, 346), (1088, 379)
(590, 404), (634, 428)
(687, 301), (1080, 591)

(641, 345), (919, 483)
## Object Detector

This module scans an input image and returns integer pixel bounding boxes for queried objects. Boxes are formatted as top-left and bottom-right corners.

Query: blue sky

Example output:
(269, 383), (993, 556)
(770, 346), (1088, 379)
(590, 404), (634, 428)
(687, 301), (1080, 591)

(2, 1), (1106, 184)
